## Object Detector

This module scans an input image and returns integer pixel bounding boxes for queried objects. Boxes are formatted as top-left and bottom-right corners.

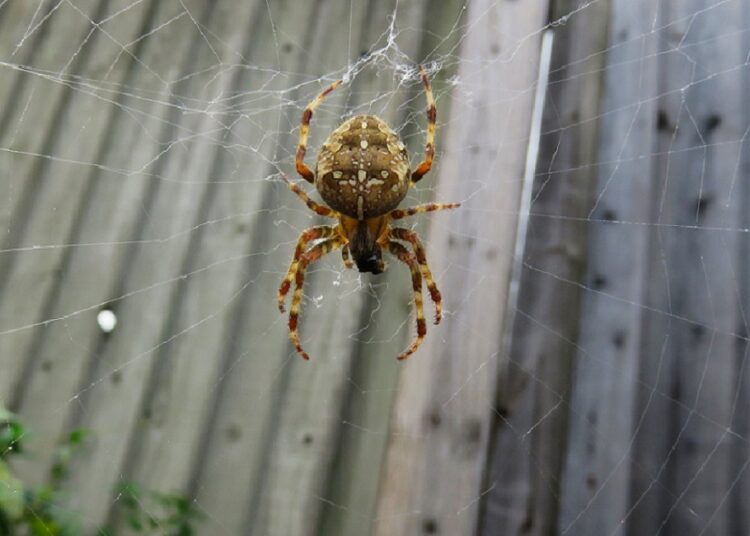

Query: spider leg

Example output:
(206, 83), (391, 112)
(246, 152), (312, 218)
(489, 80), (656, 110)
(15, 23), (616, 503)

(281, 173), (335, 217)
(390, 227), (442, 325)
(341, 244), (354, 269)
(411, 65), (437, 184)
(388, 241), (426, 361)
(288, 237), (345, 360)
(278, 225), (337, 313)
(389, 202), (460, 220)
(296, 79), (343, 183)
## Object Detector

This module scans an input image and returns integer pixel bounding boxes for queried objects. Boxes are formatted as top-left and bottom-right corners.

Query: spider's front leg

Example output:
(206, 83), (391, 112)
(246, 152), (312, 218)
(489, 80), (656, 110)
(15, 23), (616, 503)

(288, 237), (344, 360)
(296, 79), (342, 183)
(281, 174), (336, 217)
(278, 225), (337, 312)
(387, 241), (426, 360)
(411, 65), (437, 184)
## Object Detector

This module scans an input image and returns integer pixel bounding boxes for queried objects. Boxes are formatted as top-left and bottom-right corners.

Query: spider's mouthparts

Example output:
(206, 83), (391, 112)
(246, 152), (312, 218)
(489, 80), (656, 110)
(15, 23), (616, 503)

(356, 254), (384, 274)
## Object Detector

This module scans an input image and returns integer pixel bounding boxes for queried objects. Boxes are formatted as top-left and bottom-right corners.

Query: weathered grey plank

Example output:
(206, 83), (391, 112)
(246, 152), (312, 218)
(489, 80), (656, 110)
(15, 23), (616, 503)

(732, 6), (750, 528)
(479, 0), (610, 534)
(0, 0), (111, 401)
(317, 3), (467, 534)
(187, 1), (380, 533)
(9, 0), (160, 486)
(374, 0), (549, 534)
(114, 0), (273, 505)
(628, 2), (747, 534)
(0, 0), (55, 124)
(113, 1), (327, 533)
(45, 0), (270, 528)
(556, 0), (661, 533)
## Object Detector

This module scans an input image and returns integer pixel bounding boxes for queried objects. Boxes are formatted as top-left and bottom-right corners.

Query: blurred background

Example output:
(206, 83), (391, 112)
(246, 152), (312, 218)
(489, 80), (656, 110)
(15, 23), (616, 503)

(0, 0), (748, 534)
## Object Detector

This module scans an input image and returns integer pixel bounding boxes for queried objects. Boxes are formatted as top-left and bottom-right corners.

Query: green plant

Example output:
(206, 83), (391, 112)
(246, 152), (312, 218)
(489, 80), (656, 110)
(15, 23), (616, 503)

(0, 405), (204, 535)
(0, 406), (84, 535)
(113, 482), (205, 536)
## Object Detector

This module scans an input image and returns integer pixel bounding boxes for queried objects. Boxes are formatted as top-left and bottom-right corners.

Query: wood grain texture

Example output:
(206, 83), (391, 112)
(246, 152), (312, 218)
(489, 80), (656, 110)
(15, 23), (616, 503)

(0, 0), (113, 405)
(556, 0), (662, 534)
(479, 0), (610, 534)
(373, 1), (549, 534)
(628, 2), (748, 535)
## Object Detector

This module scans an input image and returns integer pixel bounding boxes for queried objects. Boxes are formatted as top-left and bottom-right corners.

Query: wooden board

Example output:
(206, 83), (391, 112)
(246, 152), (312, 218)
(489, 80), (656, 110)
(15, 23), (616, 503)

(556, 0), (662, 533)
(374, 1), (549, 534)
(628, 1), (747, 534)
(479, 0), (610, 534)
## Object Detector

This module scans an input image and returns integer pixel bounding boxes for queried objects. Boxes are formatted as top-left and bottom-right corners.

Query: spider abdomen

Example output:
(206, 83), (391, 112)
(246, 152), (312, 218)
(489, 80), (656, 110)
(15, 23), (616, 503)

(315, 114), (410, 219)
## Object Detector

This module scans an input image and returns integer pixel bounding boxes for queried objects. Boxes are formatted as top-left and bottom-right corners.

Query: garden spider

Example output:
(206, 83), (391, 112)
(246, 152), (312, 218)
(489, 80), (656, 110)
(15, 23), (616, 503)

(278, 66), (460, 361)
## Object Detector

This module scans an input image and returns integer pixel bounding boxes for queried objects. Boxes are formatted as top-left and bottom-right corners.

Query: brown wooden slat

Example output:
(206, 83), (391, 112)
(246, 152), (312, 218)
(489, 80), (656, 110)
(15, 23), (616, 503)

(374, 0), (549, 534)
(478, 0), (610, 533)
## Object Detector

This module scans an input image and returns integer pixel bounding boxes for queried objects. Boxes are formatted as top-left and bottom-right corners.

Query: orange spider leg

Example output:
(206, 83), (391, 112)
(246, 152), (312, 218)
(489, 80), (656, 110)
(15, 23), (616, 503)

(278, 225), (337, 313)
(388, 241), (426, 361)
(341, 245), (354, 269)
(390, 227), (442, 324)
(296, 79), (343, 183)
(288, 237), (345, 360)
(281, 174), (336, 217)
(411, 65), (437, 184)
(389, 202), (460, 220)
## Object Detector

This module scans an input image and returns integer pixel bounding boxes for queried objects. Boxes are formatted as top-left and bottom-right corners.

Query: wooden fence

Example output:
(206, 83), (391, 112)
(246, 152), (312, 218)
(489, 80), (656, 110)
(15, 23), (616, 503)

(1, 0), (747, 534)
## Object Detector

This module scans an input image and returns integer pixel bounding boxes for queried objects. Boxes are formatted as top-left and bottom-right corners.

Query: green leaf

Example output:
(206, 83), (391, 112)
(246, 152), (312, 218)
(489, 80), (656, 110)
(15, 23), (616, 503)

(0, 460), (24, 521)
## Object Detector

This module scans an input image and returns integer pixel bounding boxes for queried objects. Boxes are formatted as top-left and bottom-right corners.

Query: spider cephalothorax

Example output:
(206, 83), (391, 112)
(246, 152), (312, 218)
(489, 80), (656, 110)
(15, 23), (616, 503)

(278, 66), (459, 361)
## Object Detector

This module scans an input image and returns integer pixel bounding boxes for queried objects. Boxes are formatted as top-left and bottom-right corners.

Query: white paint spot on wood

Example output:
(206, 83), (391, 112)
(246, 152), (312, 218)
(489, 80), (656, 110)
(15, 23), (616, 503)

(381, 170), (389, 178)
(333, 171), (343, 179)
(358, 170), (367, 182)
(360, 139), (368, 149)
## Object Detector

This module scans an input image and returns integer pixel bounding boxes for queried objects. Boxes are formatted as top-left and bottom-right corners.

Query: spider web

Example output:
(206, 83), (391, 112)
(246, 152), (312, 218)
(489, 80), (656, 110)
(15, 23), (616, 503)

(0, 0), (748, 534)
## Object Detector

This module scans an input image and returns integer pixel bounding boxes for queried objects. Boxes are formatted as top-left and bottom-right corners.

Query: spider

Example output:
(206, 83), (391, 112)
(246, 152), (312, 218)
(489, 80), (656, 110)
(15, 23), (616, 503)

(278, 66), (460, 361)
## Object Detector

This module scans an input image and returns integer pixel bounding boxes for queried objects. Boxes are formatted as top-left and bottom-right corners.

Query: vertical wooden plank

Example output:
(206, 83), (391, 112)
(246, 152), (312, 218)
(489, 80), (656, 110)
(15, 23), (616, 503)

(628, 1), (747, 535)
(317, 2), (467, 534)
(374, 0), (549, 534)
(10, 0), (196, 490)
(49, 0), (269, 528)
(556, 0), (660, 533)
(116, 0), (321, 529)
(0, 0), (56, 124)
(0, 0), (111, 401)
(189, 1), (375, 533)
(479, 0), (610, 534)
